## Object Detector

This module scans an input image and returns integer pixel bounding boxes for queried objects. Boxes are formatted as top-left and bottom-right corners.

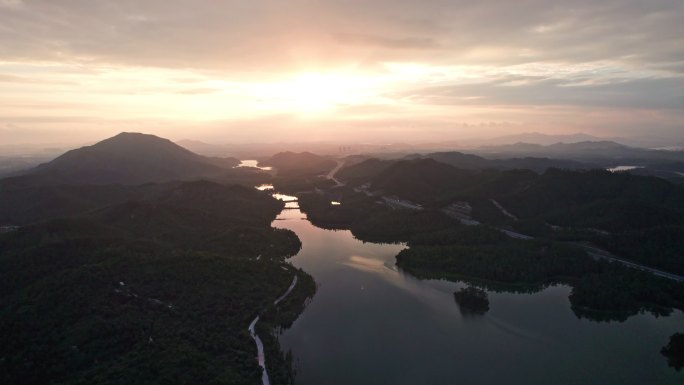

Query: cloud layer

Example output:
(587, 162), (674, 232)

(0, 0), (682, 144)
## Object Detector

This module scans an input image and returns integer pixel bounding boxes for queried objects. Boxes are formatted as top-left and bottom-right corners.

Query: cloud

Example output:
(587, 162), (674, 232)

(0, 0), (23, 9)
(0, 0), (680, 71)
(0, 0), (682, 143)
(331, 33), (441, 50)
(0, 73), (76, 84)
(397, 75), (684, 109)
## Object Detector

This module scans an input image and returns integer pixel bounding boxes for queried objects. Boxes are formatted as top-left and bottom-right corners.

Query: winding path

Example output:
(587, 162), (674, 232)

(490, 199), (518, 220)
(485, 199), (684, 282)
(248, 275), (298, 385)
(326, 160), (345, 187)
(495, 224), (684, 282)
(574, 242), (684, 282)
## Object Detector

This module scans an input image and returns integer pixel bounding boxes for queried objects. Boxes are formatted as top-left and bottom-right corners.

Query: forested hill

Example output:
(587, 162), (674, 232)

(424, 151), (596, 172)
(0, 132), (273, 225)
(259, 151), (336, 177)
(0, 133), (315, 385)
(0, 178), (312, 385)
(336, 158), (684, 276)
(477, 140), (684, 162)
(336, 155), (583, 183)
(371, 158), (477, 202)
(340, 158), (684, 213)
(24, 132), (240, 185)
(339, 145), (684, 184)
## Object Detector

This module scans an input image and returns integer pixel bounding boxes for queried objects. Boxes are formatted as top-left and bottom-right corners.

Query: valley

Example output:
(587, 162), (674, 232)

(2, 132), (684, 384)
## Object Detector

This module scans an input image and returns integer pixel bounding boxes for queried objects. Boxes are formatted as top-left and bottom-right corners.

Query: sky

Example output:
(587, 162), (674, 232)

(0, 0), (683, 145)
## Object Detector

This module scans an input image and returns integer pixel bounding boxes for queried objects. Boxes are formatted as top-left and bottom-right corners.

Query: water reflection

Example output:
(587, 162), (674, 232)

(256, 183), (274, 191)
(267, 190), (684, 385)
(273, 193), (297, 202)
(237, 159), (273, 171)
(342, 255), (389, 273)
(607, 165), (642, 172)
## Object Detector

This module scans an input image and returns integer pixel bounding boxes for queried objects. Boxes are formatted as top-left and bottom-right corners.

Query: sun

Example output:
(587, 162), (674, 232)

(289, 74), (348, 113)
(249, 72), (378, 115)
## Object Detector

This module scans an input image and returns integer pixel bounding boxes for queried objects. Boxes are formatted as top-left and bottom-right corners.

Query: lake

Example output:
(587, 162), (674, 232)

(237, 159), (273, 171)
(270, 192), (684, 385)
(607, 165), (642, 172)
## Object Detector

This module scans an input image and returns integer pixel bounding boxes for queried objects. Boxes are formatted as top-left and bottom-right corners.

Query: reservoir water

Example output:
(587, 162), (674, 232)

(237, 159), (273, 171)
(268, 190), (684, 385)
(607, 165), (642, 172)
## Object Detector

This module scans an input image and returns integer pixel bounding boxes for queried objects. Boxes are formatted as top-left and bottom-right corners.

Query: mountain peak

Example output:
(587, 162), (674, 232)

(92, 132), (182, 151)
(27, 132), (237, 185)
(112, 131), (150, 138)
(104, 132), (168, 143)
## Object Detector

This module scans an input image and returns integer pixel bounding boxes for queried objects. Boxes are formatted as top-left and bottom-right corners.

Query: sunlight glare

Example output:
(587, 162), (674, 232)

(248, 72), (379, 115)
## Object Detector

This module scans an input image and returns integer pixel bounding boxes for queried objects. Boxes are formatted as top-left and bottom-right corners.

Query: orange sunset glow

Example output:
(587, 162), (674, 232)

(1, 0), (682, 145)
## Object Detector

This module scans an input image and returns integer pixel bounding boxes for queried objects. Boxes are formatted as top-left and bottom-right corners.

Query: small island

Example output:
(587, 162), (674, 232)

(454, 286), (490, 315)
(662, 333), (684, 371)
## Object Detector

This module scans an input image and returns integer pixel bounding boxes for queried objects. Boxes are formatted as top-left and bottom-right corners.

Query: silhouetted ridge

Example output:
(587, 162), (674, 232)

(422, 151), (596, 172)
(371, 158), (477, 202)
(260, 151), (336, 176)
(28, 132), (239, 184)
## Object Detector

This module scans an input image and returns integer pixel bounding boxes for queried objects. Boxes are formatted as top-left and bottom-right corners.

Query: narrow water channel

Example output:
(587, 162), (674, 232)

(266, 187), (684, 385)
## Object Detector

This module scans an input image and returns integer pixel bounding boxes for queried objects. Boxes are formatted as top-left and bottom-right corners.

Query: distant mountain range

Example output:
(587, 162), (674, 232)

(23, 132), (240, 185)
(338, 156), (684, 234)
(414, 151), (596, 173)
(479, 140), (626, 154)
(6, 131), (683, 189)
(471, 132), (680, 149)
(419, 141), (684, 182)
(341, 142), (684, 190)
(480, 132), (610, 146)
(475, 140), (684, 165)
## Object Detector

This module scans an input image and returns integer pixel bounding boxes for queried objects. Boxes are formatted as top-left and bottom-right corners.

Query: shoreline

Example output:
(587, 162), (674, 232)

(248, 275), (299, 385)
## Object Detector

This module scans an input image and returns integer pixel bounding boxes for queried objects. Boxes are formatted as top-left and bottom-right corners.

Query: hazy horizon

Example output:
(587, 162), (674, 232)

(1, 0), (683, 146)
(0, 131), (671, 158)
